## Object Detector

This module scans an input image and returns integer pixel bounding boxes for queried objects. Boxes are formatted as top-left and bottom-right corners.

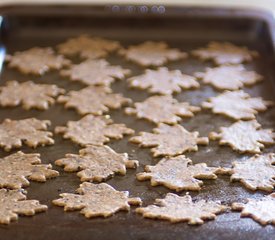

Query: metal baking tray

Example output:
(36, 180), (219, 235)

(0, 4), (274, 240)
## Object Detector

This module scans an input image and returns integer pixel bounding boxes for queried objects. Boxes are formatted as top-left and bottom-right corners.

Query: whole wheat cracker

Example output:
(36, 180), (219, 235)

(53, 182), (142, 218)
(55, 145), (138, 182)
(125, 95), (200, 124)
(5, 47), (70, 75)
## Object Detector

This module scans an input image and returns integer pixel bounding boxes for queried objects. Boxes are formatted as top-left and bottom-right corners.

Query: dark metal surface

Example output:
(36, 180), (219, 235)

(0, 5), (274, 240)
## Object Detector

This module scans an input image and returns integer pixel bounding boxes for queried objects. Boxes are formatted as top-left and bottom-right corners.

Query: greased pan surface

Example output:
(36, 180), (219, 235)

(0, 5), (274, 240)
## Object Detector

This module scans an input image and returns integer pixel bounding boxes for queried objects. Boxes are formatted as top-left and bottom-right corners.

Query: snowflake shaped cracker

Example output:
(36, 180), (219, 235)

(57, 35), (121, 59)
(58, 85), (131, 115)
(5, 47), (70, 75)
(0, 189), (48, 224)
(209, 120), (275, 153)
(55, 145), (138, 182)
(125, 95), (200, 124)
(232, 194), (275, 225)
(224, 153), (275, 192)
(55, 115), (134, 146)
(53, 182), (142, 218)
(130, 123), (209, 157)
(194, 65), (263, 90)
(128, 67), (200, 95)
(136, 193), (227, 224)
(60, 59), (131, 86)
(119, 41), (187, 66)
(0, 118), (54, 151)
(0, 151), (59, 189)
(137, 155), (222, 191)
(0, 81), (65, 110)
(202, 90), (273, 120)
(192, 42), (258, 65)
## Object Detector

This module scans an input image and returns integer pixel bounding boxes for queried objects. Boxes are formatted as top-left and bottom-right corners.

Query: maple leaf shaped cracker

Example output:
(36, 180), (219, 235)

(57, 35), (121, 59)
(119, 41), (187, 67)
(5, 47), (70, 75)
(202, 90), (273, 120)
(55, 115), (134, 146)
(58, 85), (131, 115)
(136, 193), (227, 224)
(0, 81), (65, 110)
(137, 155), (222, 191)
(0, 118), (54, 151)
(194, 65), (263, 90)
(55, 145), (138, 182)
(60, 59), (131, 86)
(128, 67), (199, 95)
(125, 95), (200, 124)
(223, 153), (275, 192)
(209, 120), (275, 153)
(0, 189), (48, 225)
(130, 123), (209, 157)
(192, 42), (258, 65)
(232, 193), (275, 225)
(0, 151), (59, 189)
(53, 182), (142, 218)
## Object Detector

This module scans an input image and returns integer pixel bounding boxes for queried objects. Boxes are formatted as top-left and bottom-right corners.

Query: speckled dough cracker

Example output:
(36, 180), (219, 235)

(60, 59), (131, 86)
(194, 65), (263, 90)
(137, 155), (223, 191)
(192, 42), (258, 65)
(58, 85), (131, 115)
(5, 47), (70, 75)
(125, 95), (200, 124)
(130, 123), (209, 157)
(57, 35), (121, 59)
(0, 189), (48, 225)
(55, 115), (134, 146)
(209, 120), (275, 153)
(119, 41), (187, 67)
(55, 145), (138, 182)
(127, 67), (199, 95)
(53, 182), (142, 218)
(232, 193), (275, 225)
(202, 90), (273, 120)
(136, 193), (227, 224)
(0, 81), (65, 110)
(224, 153), (275, 192)
(0, 118), (54, 151)
(0, 151), (59, 189)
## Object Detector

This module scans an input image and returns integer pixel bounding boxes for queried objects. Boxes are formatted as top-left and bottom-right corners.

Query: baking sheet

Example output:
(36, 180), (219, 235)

(0, 5), (274, 240)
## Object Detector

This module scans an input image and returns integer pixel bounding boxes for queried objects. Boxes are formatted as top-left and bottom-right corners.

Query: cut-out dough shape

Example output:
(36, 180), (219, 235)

(192, 42), (258, 65)
(128, 67), (199, 95)
(57, 35), (121, 59)
(202, 90), (273, 120)
(5, 47), (70, 75)
(137, 155), (223, 191)
(232, 193), (275, 225)
(130, 123), (209, 157)
(194, 65), (263, 90)
(209, 120), (275, 154)
(0, 81), (65, 110)
(0, 189), (48, 225)
(223, 153), (275, 192)
(53, 182), (142, 218)
(136, 193), (227, 224)
(0, 118), (54, 151)
(57, 85), (131, 115)
(0, 151), (59, 189)
(55, 115), (134, 146)
(55, 145), (138, 182)
(119, 41), (187, 66)
(60, 59), (131, 86)
(125, 95), (200, 124)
